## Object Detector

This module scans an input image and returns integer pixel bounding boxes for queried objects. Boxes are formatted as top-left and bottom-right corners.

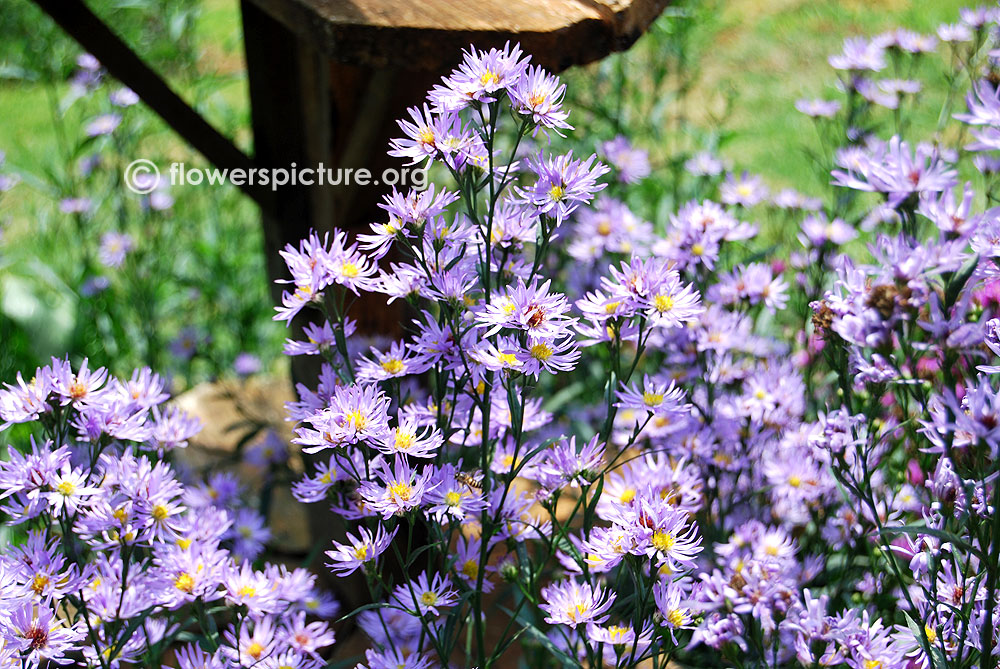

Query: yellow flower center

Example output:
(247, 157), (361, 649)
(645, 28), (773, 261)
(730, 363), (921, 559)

(652, 531), (676, 553)
(341, 262), (359, 278)
(56, 480), (76, 496)
(691, 243), (705, 256)
(480, 70), (500, 86)
(619, 488), (636, 504)
(345, 409), (368, 430)
(247, 641), (265, 659)
(925, 625), (938, 645)
(31, 574), (50, 595)
(445, 491), (462, 506)
(353, 544), (369, 561)
(497, 352), (519, 367)
(530, 343), (553, 361)
(420, 590), (438, 606)
(608, 625), (629, 644)
(174, 573), (195, 593)
(549, 184), (565, 201)
(177, 537), (193, 550)
(381, 358), (405, 375)
(238, 585), (257, 598)
(394, 431), (414, 451)
(567, 603), (588, 622)
(788, 475), (802, 488)
(151, 504), (170, 521)
(461, 559), (478, 579)
(389, 481), (413, 501)
(654, 295), (675, 313)
(319, 472), (333, 484)
(643, 391), (664, 407)
(417, 127), (435, 146)
(528, 91), (547, 107)
(863, 661), (882, 669)
(667, 609), (686, 627)
(69, 378), (87, 399)
(754, 388), (767, 400)
(597, 220), (612, 236)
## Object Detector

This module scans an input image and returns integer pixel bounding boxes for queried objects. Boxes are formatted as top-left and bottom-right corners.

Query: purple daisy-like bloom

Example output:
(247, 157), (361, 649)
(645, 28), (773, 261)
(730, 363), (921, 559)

(540, 579), (615, 629)
(4, 602), (83, 665)
(509, 65), (571, 134)
(392, 571), (459, 617)
(355, 340), (432, 383)
(799, 213), (857, 247)
(476, 278), (574, 339)
(832, 136), (958, 208)
(720, 171), (769, 207)
(97, 231), (134, 268)
(293, 383), (392, 453)
(536, 435), (604, 490)
(599, 135), (650, 183)
(233, 352), (261, 376)
(85, 113), (121, 137)
(795, 98), (842, 118)
(59, 197), (92, 214)
(358, 456), (437, 518)
(516, 151), (609, 225)
(109, 87), (139, 107)
(428, 41), (529, 112)
(615, 374), (689, 418)
(828, 36), (886, 72)
(685, 151), (725, 176)
(326, 524), (397, 576)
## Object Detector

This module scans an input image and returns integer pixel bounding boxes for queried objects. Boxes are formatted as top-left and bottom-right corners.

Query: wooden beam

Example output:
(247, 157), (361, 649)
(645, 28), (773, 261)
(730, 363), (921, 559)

(30, 0), (268, 209)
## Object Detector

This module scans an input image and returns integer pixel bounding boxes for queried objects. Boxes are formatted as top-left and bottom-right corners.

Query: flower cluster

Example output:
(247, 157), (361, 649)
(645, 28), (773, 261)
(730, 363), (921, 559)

(6, 5), (1000, 668)
(0, 360), (337, 667)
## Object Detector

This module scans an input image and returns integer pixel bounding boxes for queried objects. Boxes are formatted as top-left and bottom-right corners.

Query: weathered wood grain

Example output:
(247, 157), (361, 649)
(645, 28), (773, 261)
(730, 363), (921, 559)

(244, 0), (669, 71)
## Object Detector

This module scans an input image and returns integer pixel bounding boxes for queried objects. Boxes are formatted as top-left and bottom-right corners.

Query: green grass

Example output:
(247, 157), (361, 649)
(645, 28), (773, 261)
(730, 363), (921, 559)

(692, 0), (970, 189)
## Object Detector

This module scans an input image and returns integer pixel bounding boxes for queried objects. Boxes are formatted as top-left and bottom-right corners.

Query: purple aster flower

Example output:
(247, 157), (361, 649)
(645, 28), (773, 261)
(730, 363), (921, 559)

(795, 98), (842, 118)
(97, 231), (134, 268)
(535, 435), (604, 490)
(509, 65), (572, 134)
(85, 113), (121, 137)
(227, 507), (272, 561)
(476, 278), (574, 338)
(293, 383), (392, 453)
(685, 151), (725, 176)
(3, 602), (83, 665)
(540, 579), (615, 628)
(222, 563), (282, 614)
(58, 197), (92, 214)
(832, 136), (958, 208)
(233, 352), (261, 376)
(828, 36), (887, 71)
(110, 87), (139, 107)
(326, 524), (397, 576)
(515, 151), (609, 225)
(355, 340), (432, 383)
(427, 41), (529, 112)
(599, 135), (651, 183)
(281, 610), (336, 658)
(174, 645), (226, 669)
(423, 462), (487, 522)
(391, 571), (458, 617)
(374, 419), (443, 459)
(720, 171), (769, 207)
(358, 456), (437, 518)
(799, 213), (857, 247)
(938, 22), (973, 43)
